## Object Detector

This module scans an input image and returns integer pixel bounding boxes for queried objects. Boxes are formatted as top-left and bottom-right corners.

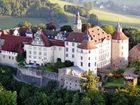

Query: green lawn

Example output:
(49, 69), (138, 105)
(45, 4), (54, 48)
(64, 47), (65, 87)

(38, 63), (57, 72)
(49, 0), (140, 27)
(89, 8), (140, 24)
(49, 0), (74, 8)
(37, 62), (66, 72)
(95, 0), (140, 6)
(104, 77), (125, 88)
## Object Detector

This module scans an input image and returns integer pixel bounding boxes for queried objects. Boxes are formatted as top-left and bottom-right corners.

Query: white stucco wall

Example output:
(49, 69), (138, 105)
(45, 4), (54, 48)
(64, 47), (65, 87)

(96, 39), (112, 68)
(0, 51), (17, 66)
(64, 76), (81, 91)
(65, 41), (80, 65)
(111, 39), (129, 68)
(24, 44), (53, 65)
(58, 67), (83, 91)
(53, 46), (65, 63)
(76, 48), (98, 75)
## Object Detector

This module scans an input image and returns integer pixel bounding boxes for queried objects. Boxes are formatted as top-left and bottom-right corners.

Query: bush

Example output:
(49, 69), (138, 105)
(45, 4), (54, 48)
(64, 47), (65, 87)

(16, 54), (25, 65)
(64, 60), (74, 67)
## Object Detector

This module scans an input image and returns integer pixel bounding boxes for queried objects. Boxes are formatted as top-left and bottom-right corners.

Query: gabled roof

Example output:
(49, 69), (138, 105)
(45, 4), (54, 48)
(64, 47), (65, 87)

(66, 26), (111, 44)
(0, 29), (12, 36)
(87, 26), (111, 44)
(67, 26), (111, 50)
(50, 39), (64, 47)
(78, 34), (96, 49)
(66, 32), (85, 43)
(78, 40), (96, 49)
(40, 33), (51, 47)
(43, 29), (58, 39)
(1, 35), (32, 53)
(129, 43), (140, 62)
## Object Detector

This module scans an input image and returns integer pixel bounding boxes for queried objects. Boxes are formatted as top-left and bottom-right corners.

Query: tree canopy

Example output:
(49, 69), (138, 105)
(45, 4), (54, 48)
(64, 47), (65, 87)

(1, 65), (140, 105)
(0, 85), (17, 105)
(81, 70), (99, 91)
(101, 25), (114, 34)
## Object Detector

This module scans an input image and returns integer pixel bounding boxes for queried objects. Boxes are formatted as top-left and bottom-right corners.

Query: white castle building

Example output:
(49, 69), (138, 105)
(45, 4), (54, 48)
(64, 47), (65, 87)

(0, 13), (129, 75)
(0, 13), (129, 91)
(24, 30), (65, 65)
(23, 13), (129, 75)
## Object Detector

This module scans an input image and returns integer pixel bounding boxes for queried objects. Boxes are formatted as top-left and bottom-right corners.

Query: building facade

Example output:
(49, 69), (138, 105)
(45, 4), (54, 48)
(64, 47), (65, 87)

(58, 66), (84, 91)
(0, 35), (32, 66)
(23, 15), (129, 75)
(111, 23), (129, 68)
(0, 13), (129, 76)
(24, 30), (65, 65)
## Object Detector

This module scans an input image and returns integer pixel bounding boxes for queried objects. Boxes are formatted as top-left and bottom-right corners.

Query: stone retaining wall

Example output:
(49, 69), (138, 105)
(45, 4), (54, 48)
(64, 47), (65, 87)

(16, 67), (58, 87)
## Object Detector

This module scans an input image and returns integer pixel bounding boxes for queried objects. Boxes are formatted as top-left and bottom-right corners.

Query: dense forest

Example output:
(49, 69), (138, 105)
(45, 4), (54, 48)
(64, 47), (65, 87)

(0, 0), (68, 23)
(0, 0), (100, 25)
(1, 64), (140, 105)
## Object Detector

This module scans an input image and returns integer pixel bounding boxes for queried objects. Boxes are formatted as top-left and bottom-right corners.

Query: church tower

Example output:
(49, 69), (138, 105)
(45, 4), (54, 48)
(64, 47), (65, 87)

(111, 22), (129, 68)
(74, 12), (82, 32)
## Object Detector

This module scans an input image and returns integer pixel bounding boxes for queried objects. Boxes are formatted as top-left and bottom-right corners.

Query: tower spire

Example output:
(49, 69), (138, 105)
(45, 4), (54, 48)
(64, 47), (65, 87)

(74, 12), (82, 32)
(116, 21), (122, 32)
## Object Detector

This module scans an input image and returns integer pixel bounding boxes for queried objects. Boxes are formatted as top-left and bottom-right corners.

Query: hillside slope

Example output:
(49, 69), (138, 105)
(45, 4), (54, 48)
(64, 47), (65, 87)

(89, 8), (140, 24)
(80, 0), (140, 6)
(50, 0), (140, 25)
(95, 0), (140, 6)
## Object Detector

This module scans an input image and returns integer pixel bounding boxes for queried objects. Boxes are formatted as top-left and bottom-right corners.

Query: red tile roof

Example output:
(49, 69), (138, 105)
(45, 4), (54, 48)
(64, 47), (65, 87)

(78, 40), (96, 49)
(0, 30), (12, 36)
(87, 26), (111, 44)
(50, 39), (64, 47)
(70, 26), (111, 49)
(1, 35), (32, 53)
(40, 33), (51, 47)
(129, 43), (140, 62)
(66, 32), (85, 43)
(66, 26), (111, 45)
(112, 31), (128, 40)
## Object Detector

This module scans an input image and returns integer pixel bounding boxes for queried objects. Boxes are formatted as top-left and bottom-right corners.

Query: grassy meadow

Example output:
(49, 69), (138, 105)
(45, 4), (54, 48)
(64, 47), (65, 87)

(50, 0), (140, 27)
(89, 8), (140, 25)
(95, 0), (140, 6)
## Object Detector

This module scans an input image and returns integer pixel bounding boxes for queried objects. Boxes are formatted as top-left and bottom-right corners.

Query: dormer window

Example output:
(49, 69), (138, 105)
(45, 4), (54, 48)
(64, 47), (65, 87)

(72, 42), (75, 46)
(73, 38), (75, 41)
(89, 50), (91, 53)
(66, 42), (68, 45)
(36, 37), (39, 40)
